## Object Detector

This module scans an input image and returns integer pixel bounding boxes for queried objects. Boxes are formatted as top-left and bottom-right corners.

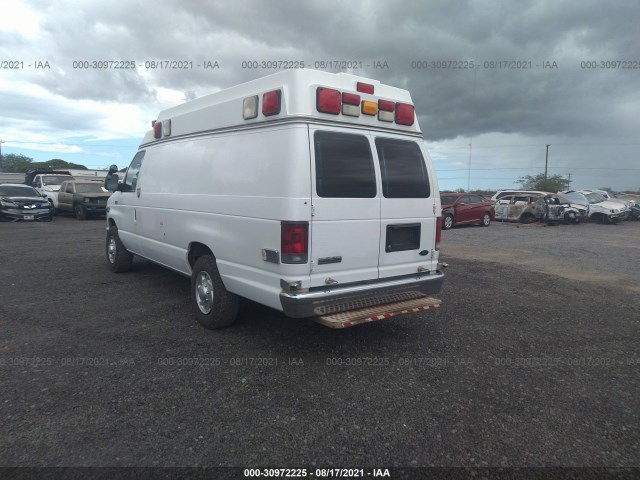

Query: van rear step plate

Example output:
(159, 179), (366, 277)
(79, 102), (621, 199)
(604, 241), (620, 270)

(314, 296), (441, 329)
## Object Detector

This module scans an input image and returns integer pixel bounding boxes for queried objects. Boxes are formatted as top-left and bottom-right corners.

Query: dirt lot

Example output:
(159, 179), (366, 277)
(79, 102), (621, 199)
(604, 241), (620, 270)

(0, 216), (639, 475)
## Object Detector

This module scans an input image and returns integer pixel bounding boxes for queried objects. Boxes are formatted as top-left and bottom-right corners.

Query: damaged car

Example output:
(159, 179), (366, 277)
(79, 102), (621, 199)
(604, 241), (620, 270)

(533, 194), (587, 224)
(494, 194), (544, 224)
(559, 190), (627, 224)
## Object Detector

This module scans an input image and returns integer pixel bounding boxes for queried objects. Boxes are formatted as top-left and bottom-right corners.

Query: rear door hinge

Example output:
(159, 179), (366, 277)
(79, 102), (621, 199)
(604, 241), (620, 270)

(311, 205), (316, 217)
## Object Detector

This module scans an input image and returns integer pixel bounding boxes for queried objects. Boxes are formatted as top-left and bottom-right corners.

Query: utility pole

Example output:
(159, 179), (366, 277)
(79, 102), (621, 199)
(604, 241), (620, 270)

(544, 144), (550, 188)
(0, 140), (4, 172)
(567, 172), (572, 190)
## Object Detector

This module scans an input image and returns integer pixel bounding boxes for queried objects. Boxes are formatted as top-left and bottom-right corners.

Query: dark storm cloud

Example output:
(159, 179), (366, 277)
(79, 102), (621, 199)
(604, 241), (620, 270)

(5, 0), (639, 190)
(19, 0), (638, 139)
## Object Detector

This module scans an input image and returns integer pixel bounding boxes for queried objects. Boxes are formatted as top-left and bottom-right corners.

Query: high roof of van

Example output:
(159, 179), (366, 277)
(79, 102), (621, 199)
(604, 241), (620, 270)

(141, 69), (420, 145)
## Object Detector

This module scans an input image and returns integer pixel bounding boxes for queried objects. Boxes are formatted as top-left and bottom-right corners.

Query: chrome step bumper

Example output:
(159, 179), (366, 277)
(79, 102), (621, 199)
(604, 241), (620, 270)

(279, 271), (444, 319)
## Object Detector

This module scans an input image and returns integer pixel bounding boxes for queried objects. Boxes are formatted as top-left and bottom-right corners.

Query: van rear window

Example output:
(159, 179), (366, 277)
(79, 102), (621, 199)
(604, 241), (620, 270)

(314, 131), (376, 198)
(375, 138), (430, 198)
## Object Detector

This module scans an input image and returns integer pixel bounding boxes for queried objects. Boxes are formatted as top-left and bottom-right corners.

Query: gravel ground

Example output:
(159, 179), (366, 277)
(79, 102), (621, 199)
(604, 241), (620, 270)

(0, 216), (639, 474)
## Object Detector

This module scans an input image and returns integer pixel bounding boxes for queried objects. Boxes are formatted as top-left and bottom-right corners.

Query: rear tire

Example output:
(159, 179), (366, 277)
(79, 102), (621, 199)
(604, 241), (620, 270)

(106, 225), (133, 273)
(191, 255), (239, 329)
(481, 212), (491, 227)
(74, 203), (87, 220)
(443, 214), (454, 230)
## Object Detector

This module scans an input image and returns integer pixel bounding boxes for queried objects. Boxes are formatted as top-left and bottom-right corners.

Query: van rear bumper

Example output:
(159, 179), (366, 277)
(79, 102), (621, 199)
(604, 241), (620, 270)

(280, 271), (444, 319)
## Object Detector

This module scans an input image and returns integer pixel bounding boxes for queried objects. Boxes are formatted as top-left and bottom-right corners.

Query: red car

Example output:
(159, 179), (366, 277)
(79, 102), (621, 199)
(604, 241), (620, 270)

(440, 193), (494, 230)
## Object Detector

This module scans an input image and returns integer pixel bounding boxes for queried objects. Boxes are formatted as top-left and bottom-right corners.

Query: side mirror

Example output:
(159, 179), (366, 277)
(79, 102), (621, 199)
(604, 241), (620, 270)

(104, 173), (119, 192)
(41, 194), (47, 198)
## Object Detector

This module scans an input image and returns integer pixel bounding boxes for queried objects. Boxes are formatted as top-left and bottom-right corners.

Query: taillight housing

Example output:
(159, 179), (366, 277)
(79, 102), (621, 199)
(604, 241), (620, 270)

(378, 100), (395, 122)
(435, 217), (442, 251)
(262, 89), (281, 116)
(316, 87), (341, 114)
(153, 121), (162, 139)
(395, 103), (415, 126)
(281, 221), (309, 264)
(341, 92), (361, 117)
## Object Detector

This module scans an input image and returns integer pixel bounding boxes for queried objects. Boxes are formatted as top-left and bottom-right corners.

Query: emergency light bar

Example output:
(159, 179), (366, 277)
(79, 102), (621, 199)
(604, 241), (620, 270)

(146, 70), (418, 143)
(314, 86), (414, 126)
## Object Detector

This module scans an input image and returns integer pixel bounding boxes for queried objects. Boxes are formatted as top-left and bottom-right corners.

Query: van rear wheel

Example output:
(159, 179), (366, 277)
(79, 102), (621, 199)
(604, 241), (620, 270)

(191, 255), (239, 329)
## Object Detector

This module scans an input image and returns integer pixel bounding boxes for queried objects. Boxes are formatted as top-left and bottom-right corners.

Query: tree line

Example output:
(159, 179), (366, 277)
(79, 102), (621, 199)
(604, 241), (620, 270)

(0, 153), (88, 173)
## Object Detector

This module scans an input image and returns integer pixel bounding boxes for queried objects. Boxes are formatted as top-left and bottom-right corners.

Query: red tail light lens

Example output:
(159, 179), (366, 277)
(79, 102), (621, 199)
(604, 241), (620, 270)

(378, 100), (394, 111)
(342, 92), (360, 105)
(316, 87), (341, 114)
(262, 90), (281, 116)
(153, 121), (162, 139)
(395, 103), (415, 126)
(357, 82), (374, 94)
(281, 221), (309, 264)
(435, 217), (442, 251)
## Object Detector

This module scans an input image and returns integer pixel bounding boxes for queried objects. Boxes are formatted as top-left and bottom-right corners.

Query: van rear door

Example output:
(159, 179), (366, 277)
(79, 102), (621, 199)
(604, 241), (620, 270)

(309, 127), (381, 288)
(374, 136), (437, 278)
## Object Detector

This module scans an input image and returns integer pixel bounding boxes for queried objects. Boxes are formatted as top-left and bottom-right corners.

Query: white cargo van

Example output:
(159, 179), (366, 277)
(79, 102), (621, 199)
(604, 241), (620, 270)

(105, 69), (444, 329)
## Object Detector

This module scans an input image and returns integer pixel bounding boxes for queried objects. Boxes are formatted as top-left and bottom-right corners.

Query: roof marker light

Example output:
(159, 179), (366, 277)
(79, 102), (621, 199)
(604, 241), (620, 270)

(342, 92), (360, 105)
(357, 82), (374, 94)
(153, 121), (162, 139)
(162, 119), (171, 137)
(243, 95), (258, 119)
(316, 87), (341, 115)
(262, 90), (282, 116)
(378, 100), (395, 122)
(378, 100), (394, 111)
(395, 103), (415, 126)
(361, 100), (377, 116)
(342, 104), (360, 117)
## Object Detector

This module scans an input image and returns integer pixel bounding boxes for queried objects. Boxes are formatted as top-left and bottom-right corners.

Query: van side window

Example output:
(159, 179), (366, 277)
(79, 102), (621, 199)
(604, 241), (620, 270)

(122, 151), (146, 192)
(314, 131), (376, 198)
(375, 138), (430, 198)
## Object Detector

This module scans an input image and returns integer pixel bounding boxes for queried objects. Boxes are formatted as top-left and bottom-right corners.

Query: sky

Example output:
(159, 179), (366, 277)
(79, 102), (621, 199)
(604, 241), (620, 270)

(1, 0), (639, 192)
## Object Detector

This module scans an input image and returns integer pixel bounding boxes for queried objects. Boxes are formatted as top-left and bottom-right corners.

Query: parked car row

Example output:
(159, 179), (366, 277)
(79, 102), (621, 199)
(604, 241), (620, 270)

(441, 188), (639, 229)
(1, 176), (111, 222)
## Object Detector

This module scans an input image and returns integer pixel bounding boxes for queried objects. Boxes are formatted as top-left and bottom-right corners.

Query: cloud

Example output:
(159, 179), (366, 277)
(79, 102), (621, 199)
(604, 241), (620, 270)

(1, 0), (638, 190)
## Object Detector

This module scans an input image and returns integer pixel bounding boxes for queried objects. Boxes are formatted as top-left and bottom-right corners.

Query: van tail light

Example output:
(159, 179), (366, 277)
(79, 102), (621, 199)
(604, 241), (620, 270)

(435, 217), (442, 251)
(153, 121), (162, 139)
(395, 103), (415, 126)
(262, 89), (281, 116)
(281, 221), (309, 264)
(316, 87), (341, 114)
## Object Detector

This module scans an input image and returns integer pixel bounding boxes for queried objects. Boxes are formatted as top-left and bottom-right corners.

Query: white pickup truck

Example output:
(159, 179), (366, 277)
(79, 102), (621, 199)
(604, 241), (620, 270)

(24, 170), (75, 211)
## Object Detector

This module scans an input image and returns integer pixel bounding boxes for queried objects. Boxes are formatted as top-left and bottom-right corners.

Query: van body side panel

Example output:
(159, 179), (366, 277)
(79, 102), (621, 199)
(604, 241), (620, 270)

(117, 124), (312, 301)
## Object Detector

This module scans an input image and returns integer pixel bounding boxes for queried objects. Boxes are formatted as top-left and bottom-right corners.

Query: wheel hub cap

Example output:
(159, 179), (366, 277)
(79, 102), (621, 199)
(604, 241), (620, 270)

(107, 237), (117, 263)
(195, 271), (214, 314)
